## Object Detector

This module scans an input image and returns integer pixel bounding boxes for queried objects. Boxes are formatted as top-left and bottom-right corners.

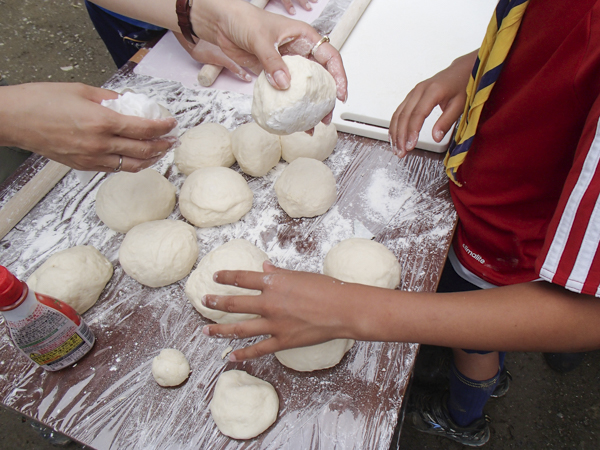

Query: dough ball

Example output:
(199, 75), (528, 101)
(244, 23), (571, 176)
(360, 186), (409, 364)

(275, 339), (355, 372)
(174, 123), (235, 175)
(252, 55), (337, 135)
(27, 246), (113, 314)
(323, 238), (401, 289)
(185, 239), (268, 323)
(280, 122), (338, 163)
(179, 167), (253, 228)
(210, 370), (279, 440)
(151, 348), (190, 387)
(95, 168), (176, 233)
(231, 122), (282, 177)
(119, 219), (198, 288)
(274, 157), (336, 218)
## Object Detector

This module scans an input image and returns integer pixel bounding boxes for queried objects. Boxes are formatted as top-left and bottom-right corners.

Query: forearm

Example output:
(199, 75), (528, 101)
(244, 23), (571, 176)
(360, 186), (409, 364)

(0, 85), (24, 147)
(89, 0), (239, 42)
(346, 281), (600, 352)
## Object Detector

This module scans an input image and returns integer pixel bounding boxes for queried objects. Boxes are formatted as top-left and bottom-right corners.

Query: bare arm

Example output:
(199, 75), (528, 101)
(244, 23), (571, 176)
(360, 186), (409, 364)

(0, 83), (177, 172)
(90, 0), (347, 99)
(202, 262), (600, 361)
(388, 50), (477, 158)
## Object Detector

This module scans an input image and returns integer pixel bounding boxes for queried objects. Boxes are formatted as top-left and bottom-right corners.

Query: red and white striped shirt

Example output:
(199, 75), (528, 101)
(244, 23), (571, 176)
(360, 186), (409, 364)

(450, 0), (600, 296)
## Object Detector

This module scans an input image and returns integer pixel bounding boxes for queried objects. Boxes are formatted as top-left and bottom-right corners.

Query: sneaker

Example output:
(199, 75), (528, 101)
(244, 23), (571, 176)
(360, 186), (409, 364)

(413, 345), (512, 398)
(406, 388), (491, 447)
(543, 352), (586, 373)
(490, 367), (512, 398)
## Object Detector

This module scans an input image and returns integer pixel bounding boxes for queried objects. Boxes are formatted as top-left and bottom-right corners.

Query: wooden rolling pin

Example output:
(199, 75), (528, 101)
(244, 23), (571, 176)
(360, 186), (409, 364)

(197, 0), (270, 87)
(0, 160), (71, 240)
(328, 0), (373, 51)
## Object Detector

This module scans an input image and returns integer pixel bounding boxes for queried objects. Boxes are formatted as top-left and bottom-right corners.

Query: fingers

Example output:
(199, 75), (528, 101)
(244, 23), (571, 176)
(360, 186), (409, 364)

(226, 338), (284, 362)
(311, 42), (348, 102)
(70, 151), (166, 173)
(107, 113), (178, 141)
(213, 269), (271, 292)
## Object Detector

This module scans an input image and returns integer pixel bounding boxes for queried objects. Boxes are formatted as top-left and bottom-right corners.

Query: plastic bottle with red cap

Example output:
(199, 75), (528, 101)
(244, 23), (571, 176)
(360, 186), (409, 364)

(0, 265), (95, 371)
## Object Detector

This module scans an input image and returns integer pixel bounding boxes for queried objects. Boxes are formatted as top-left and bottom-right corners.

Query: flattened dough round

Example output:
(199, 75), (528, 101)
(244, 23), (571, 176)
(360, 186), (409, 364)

(151, 348), (190, 387)
(174, 123), (235, 175)
(252, 55), (337, 135)
(280, 122), (338, 163)
(231, 122), (281, 177)
(323, 238), (401, 289)
(185, 239), (268, 323)
(274, 157), (336, 218)
(27, 245), (113, 314)
(179, 167), (253, 228)
(119, 219), (198, 287)
(95, 168), (176, 233)
(210, 370), (279, 440)
(275, 338), (355, 372)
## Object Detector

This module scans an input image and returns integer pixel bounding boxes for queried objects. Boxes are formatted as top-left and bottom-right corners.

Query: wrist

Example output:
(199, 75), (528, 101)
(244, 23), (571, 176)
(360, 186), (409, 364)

(176, 0), (198, 44)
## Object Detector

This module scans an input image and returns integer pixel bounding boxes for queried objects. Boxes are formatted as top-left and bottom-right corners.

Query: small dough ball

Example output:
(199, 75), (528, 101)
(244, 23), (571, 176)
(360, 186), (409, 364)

(210, 370), (279, 440)
(274, 157), (336, 218)
(231, 122), (282, 177)
(179, 167), (253, 228)
(252, 55), (337, 135)
(281, 122), (338, 163)
(186, 239), (268, 323)
(174, 123), (235, 175)
(323, 238), (401, 289)
(119, 219), (198, 288)
(151, 348), (190, 387)
(275, 339), (355, 372)
(95, 168), (176, 233)
(27, 246), (113, 314)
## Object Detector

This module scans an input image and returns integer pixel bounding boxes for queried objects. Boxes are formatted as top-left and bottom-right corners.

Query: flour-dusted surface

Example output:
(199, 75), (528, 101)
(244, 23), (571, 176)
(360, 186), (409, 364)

(0, 2), (456, 448)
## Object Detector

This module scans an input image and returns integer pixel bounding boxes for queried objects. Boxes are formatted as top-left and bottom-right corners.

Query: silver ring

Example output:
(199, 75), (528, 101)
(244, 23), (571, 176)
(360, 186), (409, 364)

(311, 35), (330, 57)
(114, 155), (123, 172)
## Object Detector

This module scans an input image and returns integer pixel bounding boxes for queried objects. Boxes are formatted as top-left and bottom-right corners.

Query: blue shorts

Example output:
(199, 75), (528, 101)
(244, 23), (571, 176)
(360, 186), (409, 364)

(85, 1), (166, 68)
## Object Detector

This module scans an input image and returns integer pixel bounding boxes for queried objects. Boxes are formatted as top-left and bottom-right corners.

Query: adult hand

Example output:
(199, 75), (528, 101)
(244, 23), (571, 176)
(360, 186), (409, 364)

(388, 50), (478, 158)
(173, 32), (253, 82)
(201, 261), (365, 361)
(281, 0), (319, 15)
(0, 83), (178, 172)
(193, 0), (347, 101)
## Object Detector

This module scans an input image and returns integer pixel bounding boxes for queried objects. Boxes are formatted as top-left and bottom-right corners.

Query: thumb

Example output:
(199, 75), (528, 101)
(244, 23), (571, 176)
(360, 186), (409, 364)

(257, 46), (291, 90)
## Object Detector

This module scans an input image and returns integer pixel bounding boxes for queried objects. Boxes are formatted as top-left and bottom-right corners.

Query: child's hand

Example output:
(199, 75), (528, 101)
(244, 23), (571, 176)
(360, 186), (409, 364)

(388, 50), (478, 158)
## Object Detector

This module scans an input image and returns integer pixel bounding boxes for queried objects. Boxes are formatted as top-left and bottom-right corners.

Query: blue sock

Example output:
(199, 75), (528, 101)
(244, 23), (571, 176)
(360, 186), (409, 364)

(447, 362), (499, 427)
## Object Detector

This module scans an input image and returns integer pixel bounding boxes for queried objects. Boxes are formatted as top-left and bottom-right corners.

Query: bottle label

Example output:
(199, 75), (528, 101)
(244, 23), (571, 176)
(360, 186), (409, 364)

(5, 293), (95, 371)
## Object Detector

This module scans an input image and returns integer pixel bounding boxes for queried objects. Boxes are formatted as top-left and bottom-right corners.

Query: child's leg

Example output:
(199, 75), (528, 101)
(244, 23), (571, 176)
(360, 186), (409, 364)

(448, 349), (500, 426)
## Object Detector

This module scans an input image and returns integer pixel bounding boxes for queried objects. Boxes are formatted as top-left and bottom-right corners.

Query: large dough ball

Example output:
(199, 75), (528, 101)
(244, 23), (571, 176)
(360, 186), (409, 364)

(275, 338), (355, 372)
(95, 168), (176, 233)
(252, 55), (337, 135)
(151, 348), (190, 387)
(119, 219), (198, 288)
(185, 239), (268, 323)
(323, 238), (401, 289)
(231, 122), (281, 177)
(174, 123), (235, 175)
(210, 370), (279, 440)
(179, 167), (253, 228)
(280, 122), (338, 163)
(27, 246), (113, 314)
(274, 157), (336, 218)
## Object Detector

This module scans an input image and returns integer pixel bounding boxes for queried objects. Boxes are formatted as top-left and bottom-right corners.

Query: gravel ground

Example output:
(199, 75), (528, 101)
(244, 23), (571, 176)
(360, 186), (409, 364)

(2, 1), (600, 449)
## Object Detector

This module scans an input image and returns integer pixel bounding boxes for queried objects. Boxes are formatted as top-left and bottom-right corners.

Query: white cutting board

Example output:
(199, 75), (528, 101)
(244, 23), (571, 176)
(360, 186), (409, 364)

(332, 0), (497, 152)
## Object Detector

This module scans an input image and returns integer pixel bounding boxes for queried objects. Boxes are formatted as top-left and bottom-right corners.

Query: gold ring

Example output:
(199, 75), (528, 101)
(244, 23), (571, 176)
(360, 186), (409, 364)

(114, 155), (123, 172)
(311, 35), (330, 57)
